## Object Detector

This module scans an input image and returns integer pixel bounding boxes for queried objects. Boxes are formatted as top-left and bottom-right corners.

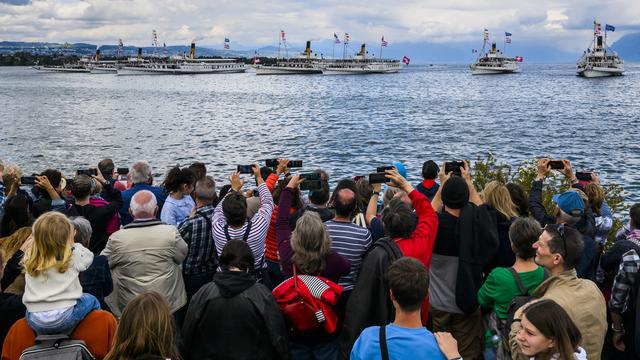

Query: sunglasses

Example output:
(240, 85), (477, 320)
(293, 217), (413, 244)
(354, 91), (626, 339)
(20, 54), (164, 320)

(553, 223), (568, 258)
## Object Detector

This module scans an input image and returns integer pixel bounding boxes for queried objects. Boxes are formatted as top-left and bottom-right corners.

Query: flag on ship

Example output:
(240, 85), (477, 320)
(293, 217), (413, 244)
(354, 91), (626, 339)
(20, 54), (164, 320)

(483, 29), (489, 40)
(224, 37), (230, 49)
(118, 39), (123, 47)
(280, 30), (286, 43)
(506, 37), (511, 44)
(334, 33), (341, 44)
(402, 55), (410, 65)
(595, 22), (602, 35)
(605, 24), (615, 32)
(472, 49), (478, 53)
(344, 33), (350, 44)
(515, 56), (524, 62)
(505, 32), (512, 37)
(253, 51), (260, 64)
(381, 36), (388, 47)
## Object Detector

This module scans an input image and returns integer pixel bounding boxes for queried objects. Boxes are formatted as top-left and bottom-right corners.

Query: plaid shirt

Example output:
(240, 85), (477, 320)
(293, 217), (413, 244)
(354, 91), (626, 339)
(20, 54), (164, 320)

(178, 204), (217, 275)
(609, 249), (640, 313)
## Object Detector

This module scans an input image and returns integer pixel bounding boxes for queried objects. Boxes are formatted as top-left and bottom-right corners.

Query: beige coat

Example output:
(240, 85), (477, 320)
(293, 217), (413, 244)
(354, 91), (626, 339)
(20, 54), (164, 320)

(102, 220), (188, 317)
(529, 269), (606, 360)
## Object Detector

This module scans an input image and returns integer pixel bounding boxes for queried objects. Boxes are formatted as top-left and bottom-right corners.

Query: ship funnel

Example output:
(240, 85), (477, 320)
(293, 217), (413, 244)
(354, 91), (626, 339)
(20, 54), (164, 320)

(190, 42), (195, 60)
(491, 42), (496, 53)
(95, 49), (100, 62)
(596, 36), (603, 49)
(137, 48), (142, 61)
(358, 44), (366, 57)
(304, 41), (311, 58)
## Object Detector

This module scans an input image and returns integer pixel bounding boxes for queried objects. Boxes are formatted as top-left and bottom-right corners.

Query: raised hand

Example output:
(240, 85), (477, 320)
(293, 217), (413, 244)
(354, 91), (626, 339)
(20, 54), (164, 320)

(230, 171), (244, 192)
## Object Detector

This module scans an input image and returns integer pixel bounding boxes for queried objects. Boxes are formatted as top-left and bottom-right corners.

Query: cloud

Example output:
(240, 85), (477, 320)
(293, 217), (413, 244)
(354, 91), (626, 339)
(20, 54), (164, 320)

(0, 0), (638, 52)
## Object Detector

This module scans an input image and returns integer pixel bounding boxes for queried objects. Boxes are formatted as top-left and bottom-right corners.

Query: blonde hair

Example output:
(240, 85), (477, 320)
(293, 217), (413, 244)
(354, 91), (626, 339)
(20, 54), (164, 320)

(291, 211), (331, 274)
(585, 183), (604, 213)
(483, 181), (519, 219)
(23, 212), (73, 277)
(104, 292), (179, 360)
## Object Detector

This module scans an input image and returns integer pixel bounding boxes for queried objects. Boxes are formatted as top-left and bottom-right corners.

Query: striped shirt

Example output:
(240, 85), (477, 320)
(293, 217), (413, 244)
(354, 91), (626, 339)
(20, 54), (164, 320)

(212, 183), (273, 270)
(325, 219), (372, 291)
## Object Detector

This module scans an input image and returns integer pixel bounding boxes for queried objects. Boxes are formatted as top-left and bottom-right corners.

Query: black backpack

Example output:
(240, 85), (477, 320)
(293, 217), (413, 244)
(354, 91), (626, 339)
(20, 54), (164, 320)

(501, 268), (549, 344)
(19, 333), (94, 360)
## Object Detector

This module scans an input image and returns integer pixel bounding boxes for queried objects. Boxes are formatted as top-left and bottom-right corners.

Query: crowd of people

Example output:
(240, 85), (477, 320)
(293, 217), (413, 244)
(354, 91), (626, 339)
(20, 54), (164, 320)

(0, 156), (638, 360)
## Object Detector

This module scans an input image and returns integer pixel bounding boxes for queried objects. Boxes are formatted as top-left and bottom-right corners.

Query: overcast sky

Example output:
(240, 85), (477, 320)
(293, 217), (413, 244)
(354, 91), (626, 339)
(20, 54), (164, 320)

(1, 0), (639, 51)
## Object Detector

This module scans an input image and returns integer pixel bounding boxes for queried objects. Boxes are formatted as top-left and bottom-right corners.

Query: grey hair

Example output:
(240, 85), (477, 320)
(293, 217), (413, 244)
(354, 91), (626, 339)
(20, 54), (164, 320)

(556, 207), (581, 226)
(69, 216), (93, 247)
(131, 190), (157, 217)
(131, 161), (152, 184)
(194, 176), (216, 202)
(290, 211), (331, 274)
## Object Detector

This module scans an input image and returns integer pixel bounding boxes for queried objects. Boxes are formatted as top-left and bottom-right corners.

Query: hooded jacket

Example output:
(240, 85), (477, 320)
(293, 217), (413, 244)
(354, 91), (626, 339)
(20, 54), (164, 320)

(181, 271), (289, 360)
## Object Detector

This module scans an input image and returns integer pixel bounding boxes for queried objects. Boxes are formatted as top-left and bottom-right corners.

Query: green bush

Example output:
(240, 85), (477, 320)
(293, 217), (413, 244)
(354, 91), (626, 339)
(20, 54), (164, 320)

(471, 153), (627, 248)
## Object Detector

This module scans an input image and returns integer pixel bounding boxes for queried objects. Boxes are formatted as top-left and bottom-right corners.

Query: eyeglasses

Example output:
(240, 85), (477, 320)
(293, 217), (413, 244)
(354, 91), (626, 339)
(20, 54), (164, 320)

(555, 223), (568, 258)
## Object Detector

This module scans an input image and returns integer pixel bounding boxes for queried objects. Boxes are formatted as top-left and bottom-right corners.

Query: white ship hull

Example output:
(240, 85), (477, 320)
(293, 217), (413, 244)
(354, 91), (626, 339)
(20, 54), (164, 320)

(255, 66), (322, 75)
(90, 67), (117, 74)
(33, 66), (90, 73)
(577, 67), (624, 78)
(118, 64), (246, 76)
(470, 64), (518, 75)
(322, 63), (401, 75)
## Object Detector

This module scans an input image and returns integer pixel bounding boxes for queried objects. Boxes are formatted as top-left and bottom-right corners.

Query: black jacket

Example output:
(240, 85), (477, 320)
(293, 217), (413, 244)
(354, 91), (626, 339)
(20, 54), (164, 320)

(339, 237), (402, 360)
(181, 271), (289, 360)
(64, 182), (123, 254)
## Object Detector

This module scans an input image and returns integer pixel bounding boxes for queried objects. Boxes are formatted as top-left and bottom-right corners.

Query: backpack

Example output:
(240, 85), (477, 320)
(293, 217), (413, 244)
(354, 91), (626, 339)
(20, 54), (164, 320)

(272, 266), (343, 335)
(19, 333), (94, 360)
(502, 268), (549, 346)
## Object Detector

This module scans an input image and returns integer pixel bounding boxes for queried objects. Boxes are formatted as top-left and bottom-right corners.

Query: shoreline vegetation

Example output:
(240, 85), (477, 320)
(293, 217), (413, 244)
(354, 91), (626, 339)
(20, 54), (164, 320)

(0, 52), (279, 66)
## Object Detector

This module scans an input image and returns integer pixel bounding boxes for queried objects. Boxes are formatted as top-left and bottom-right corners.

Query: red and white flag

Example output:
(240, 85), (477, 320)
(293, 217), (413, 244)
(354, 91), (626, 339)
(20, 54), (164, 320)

(595, 22), (602, 35)
(402, 55), (410, 65)
(515, 56), (524, 62)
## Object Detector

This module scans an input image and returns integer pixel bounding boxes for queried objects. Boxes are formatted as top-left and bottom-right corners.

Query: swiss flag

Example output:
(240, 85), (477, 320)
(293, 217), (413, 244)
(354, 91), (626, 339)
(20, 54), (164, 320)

(402, 55), (410, 65)
(515, 56), (524, 62)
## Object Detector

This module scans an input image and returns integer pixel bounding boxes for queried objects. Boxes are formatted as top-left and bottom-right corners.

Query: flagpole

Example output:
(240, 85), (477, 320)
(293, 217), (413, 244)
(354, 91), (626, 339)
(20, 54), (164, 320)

(379, 37), (383, 59)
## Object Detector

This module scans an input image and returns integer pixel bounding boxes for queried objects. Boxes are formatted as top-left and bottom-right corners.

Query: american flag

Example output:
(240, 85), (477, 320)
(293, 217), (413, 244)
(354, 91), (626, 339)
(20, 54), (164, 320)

(381, 36), (388, 47)
(334, 33), (341, 44)
(344, 33), (350, 44)
(506, 37), (511, 44)
(402, 55), (410, 65)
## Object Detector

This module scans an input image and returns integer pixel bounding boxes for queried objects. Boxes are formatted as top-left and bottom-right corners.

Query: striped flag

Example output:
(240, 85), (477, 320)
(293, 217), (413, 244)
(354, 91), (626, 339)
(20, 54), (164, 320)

(595, 22), (602, 35)
(483, 28), (489, 40)
(344, 33), (350, 44)
(381, 36), (388, 47)
(224, 37), (230, 49)
(506, 37), (511, 44)
(334, 33), (341, 44)
(402, 55), (410, 65)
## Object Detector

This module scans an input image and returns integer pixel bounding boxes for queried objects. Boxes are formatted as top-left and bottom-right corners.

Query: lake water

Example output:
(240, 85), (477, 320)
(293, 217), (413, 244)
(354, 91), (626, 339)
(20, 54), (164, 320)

(1, 64), (639, 203)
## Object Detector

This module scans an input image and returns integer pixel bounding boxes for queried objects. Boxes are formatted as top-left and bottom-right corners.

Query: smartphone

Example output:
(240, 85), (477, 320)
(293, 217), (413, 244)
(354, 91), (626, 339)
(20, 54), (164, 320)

(369, 172), (389, 184)
(20, 176), (37, 185)
(288, 160), (303, 168)
(300, 180), (322, 191)
(376, 166), (394, 173)
(444, 161), (465, 176)
(575, 172), (592, 181)
(299, 172), (320, 181)
(65, 178), (74, 190)
(548, 160), (565, 170)
(117, 167), (129, 175)
(265, 159), (278, 167)
(237, 165), (254, 174)
(76, 169), (97, 176)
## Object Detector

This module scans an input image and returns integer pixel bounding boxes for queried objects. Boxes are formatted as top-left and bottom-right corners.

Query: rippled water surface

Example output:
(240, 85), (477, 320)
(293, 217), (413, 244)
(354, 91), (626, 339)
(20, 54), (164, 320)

(1, 64), (639, 201)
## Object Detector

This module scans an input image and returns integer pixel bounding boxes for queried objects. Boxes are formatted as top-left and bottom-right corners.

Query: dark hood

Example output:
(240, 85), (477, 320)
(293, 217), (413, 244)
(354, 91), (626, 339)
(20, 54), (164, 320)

(213, 270), (256, 298)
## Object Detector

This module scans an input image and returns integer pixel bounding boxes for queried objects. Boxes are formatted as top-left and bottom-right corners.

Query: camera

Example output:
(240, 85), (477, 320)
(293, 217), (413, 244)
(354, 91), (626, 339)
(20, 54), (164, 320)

(376, 166), (394, 173)
(20, 176), (37, 185)
(444, 161), (465, 176)
(548, 160), (565, 170)
(237, 165), (254, 174)
(265, 159), (278, 167)
(77, 169), (97, 176)
(575, 172), (592, 181)
(287, 160), (303, 168)
(299, 172), (320, 181)
(368, 172), (389, 184)
(300, 180), (322, 191)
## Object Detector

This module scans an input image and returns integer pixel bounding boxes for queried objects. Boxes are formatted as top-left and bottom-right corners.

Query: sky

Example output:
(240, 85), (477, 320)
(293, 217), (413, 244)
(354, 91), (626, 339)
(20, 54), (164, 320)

(1, 0), (639, 52)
